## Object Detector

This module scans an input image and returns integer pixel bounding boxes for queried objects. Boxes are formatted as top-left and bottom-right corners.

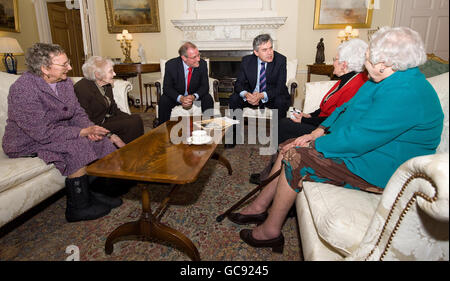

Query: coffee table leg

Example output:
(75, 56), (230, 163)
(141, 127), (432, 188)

(104, 185), (201, 261)
(212, 152), (232, 175)
(105, 221), (140, 255)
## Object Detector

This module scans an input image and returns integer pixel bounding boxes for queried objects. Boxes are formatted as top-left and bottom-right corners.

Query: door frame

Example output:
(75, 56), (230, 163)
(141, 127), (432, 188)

(33, 0), (99, 57)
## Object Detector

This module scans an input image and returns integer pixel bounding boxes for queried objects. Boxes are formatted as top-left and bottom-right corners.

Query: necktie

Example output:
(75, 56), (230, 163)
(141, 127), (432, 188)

(187, 67), (193, 94)
(259, 62), (266, 92)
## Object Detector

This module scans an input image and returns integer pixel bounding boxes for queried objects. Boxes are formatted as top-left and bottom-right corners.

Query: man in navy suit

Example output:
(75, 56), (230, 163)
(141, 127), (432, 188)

(157, 42), (214, 124)
(226, 34), (290, 148)
(229, 34), (290, 118)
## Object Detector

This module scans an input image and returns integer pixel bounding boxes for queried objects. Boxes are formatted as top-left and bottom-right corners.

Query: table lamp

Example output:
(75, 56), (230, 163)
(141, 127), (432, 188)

(337, 26), (359, 43)
(0, 37), (23, 74)
(116, 30), (133, 64)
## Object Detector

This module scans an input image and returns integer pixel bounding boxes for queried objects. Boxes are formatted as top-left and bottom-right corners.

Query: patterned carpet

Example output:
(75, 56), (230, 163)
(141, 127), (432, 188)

(0, 109), (302, 261)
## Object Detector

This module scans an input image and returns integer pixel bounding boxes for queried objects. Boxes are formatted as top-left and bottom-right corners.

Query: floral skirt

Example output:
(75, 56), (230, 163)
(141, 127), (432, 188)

(281, 139), (383, 194)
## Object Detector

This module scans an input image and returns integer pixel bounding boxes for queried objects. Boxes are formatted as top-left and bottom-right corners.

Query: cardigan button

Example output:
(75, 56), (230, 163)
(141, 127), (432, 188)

(62, 107), (68, 111)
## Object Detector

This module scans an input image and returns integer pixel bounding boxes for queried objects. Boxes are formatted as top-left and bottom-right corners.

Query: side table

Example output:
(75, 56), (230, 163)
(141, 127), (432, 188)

(307, 64), (336, 82)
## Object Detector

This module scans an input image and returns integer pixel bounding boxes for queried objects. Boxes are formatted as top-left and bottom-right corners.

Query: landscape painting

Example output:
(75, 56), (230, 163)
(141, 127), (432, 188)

(105, 0), (160, 33)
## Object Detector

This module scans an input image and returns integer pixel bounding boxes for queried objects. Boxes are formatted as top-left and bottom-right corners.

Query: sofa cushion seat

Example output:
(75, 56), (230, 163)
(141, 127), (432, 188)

(303, 182), (382, 256)
(0, 154), (55, 193)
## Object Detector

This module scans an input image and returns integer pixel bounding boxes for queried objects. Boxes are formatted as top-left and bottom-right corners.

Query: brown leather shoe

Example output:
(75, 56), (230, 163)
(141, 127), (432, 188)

(227, 211), (268, 225)
(239, 229), (284, 253)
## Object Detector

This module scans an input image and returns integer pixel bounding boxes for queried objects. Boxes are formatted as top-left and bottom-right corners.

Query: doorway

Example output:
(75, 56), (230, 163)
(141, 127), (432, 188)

(47, 2), (85, 76)
(394, 0), (449, 60)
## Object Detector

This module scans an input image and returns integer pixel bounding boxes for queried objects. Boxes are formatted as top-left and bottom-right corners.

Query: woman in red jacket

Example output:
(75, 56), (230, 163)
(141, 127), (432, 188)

(249, 39), (369, 185)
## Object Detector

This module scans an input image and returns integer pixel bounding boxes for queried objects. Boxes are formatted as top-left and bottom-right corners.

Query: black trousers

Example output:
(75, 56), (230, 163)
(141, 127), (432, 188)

(157, 94), (214, 124)
(228, 93), (290, 119)
(102, 112), (144, 144)
(277, 117), (317, 144)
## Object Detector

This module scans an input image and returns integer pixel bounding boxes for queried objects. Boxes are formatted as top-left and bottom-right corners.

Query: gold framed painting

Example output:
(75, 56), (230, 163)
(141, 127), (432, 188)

(0, 0), (20, 33)
(105, 0), (160, 33)
(314, 0), (374, 30)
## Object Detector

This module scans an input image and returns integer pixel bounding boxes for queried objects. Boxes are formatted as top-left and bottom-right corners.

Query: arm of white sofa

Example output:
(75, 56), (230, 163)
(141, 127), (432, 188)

(346, 153), (449, 261)
(112, 79), (132, 114)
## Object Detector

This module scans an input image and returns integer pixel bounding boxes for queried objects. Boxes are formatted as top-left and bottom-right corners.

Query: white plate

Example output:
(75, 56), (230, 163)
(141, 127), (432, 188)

(187, 135), (213, 145)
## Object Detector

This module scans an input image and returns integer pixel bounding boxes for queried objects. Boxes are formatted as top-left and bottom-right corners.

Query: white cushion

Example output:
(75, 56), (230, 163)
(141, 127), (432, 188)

(303, 80), (335, 114)
(427, 72), (449, 153)
(286, 59), (298, 86)
(0, 157), (55, 193)
(303, 182), (381, 256)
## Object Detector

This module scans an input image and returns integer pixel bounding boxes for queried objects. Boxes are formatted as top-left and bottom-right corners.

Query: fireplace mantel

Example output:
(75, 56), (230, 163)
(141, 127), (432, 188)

(171, 17), (287, 50)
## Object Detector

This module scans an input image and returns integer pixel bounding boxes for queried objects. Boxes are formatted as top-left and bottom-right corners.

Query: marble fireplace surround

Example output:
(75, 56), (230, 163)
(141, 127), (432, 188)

(171, 17), (287, 51)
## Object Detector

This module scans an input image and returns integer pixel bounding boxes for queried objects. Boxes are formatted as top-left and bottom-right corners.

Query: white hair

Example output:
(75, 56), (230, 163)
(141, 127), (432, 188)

(82, 56), (114, 81)
(337, 38), (368, 72)
(369, 26), (427, 71)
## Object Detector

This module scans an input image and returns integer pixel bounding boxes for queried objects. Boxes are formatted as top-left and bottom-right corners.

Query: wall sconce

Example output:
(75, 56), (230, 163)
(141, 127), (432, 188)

(116, 30), (133, 64)
(0, 37), (24, 74)
(338, 26), (359, 42)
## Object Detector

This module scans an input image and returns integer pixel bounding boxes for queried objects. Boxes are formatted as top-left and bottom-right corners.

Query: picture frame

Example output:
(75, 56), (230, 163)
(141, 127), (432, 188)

(313, 0), (374, 30)
(0, 0), (20, 33)
(105, 0), (160, 33)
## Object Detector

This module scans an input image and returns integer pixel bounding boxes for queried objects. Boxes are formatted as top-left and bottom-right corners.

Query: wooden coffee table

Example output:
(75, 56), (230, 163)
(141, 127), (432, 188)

(86, 119), (232, 260)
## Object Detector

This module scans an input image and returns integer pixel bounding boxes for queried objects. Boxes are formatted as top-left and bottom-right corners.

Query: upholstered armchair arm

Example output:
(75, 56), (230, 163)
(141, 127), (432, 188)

(287, 78), (298, 106)
(210, 78), (219, 102)
(155, 79), (162, 105)
(346, 153), (449, 261)
(112, 79), (132, 114)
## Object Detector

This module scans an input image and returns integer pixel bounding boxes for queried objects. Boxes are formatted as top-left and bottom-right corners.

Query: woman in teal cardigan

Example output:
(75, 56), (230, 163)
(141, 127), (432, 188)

(228, 27), (444, 252)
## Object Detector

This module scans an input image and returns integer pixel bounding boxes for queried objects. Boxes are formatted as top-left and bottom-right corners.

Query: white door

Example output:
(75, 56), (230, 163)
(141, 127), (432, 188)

(394, 0), (449, 60)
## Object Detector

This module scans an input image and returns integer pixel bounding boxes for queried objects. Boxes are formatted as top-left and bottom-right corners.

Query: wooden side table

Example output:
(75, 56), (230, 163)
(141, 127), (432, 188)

(307, 64), (336, 82)
(113, 63), (160, 111)
(143, 82), (155, 112)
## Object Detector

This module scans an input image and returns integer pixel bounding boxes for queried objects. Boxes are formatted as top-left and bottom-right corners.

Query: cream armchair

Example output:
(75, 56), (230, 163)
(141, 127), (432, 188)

(242, 59), (298, 119)
(154, 58), (220, 125)
(296, 72), (449, 261)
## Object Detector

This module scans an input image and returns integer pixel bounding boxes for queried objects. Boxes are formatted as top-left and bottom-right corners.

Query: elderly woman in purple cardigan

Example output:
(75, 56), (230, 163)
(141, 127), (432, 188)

(2, 43), (122, 222)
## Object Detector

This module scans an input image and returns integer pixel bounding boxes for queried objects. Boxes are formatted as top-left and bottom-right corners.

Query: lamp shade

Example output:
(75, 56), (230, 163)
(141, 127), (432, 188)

(0, 37), (23, 54)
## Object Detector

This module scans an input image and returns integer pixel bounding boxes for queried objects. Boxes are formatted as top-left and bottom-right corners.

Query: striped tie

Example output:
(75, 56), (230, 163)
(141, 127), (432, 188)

(259, 62), (266, 92)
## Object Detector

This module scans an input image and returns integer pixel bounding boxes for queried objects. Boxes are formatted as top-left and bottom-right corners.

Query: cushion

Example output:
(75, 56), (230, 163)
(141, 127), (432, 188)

(286, 59), (298, 86)
(302, 182), (381, 256)
(303, 80), (335, 113)
(427, 72), (449, 153)
(0, 157), (55, 193)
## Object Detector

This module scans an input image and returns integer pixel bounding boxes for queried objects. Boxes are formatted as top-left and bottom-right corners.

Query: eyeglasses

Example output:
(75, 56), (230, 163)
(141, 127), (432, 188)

(186, 53), (201, 60)
(52, 59), (71, 68)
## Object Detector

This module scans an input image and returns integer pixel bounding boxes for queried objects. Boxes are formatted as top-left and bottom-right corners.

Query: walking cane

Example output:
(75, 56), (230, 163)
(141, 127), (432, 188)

(216, 168), (281, 222)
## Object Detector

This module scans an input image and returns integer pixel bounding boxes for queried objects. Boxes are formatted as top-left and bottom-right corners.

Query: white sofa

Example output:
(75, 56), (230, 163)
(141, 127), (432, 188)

(296, 72), (449, 261)
(0, 72), (132, 228)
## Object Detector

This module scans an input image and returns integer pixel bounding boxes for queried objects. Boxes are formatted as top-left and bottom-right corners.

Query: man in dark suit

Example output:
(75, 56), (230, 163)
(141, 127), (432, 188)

(230, 34), (290, 118)
(157, 42), (214, 124)
(226, 34), (290, 148)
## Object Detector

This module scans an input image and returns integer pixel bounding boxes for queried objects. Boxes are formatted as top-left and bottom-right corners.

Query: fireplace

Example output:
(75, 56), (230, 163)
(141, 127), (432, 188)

(202, 50), (252, 104)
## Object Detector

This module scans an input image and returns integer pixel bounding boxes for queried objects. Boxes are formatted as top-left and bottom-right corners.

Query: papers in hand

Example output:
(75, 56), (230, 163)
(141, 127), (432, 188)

(194, 117), (239, 130)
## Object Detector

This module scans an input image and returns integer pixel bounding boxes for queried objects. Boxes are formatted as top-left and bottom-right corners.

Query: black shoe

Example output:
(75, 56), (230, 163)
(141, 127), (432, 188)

(239, 229), (284, 253)
(90, 191), (122, 209)
(65, 175), (111, 222)
(224, 143), (236, 149)
(228, 211), (268, 225)
(249, 173), (261, 185)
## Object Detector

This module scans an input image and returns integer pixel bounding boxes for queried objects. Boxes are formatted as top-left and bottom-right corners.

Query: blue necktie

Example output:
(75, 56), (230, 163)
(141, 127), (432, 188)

(259, 62), (266, 92)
